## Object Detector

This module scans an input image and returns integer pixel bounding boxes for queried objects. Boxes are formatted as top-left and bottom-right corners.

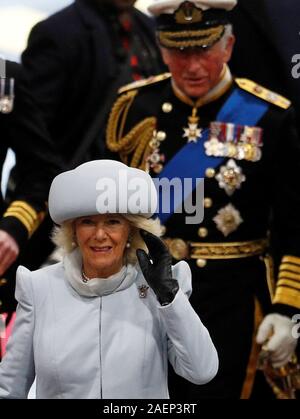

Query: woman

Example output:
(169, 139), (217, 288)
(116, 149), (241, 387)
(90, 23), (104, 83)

(0, 160), (218, 399)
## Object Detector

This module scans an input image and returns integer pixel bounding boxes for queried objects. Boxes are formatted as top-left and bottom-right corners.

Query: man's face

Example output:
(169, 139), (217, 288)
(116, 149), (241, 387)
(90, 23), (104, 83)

(101, 0), (136, 11)
(161, 35), (235, 98)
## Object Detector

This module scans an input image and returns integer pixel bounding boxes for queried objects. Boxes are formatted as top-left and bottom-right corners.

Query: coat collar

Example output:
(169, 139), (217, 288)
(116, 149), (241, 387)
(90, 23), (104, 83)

(63, 248), (138, 298)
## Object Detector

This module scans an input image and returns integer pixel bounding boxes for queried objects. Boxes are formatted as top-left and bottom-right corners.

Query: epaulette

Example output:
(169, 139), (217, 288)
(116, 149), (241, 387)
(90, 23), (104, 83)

(235, 78), (291, 110)
(118, 73), (171, 94)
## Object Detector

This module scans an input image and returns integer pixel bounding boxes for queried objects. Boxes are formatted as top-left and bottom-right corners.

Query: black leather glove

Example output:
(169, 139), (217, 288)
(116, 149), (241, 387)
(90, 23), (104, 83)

(136, 230), (179, 305)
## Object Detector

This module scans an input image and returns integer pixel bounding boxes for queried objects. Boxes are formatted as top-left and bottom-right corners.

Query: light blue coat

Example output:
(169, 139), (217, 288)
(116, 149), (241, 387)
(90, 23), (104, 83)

(0, 260), (218, 399)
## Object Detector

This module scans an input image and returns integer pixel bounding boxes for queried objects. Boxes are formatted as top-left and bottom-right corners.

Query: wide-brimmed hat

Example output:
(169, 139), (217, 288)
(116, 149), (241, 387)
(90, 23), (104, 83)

(49, 160), (158, 224)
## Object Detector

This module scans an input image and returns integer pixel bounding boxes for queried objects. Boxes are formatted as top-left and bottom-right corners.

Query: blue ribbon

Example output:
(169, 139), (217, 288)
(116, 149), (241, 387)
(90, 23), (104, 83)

(155, 88), (270, 223)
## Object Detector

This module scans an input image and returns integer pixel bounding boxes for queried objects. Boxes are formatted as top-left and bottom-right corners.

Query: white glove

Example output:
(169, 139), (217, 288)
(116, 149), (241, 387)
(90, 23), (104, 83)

(256, 313), (298, 368)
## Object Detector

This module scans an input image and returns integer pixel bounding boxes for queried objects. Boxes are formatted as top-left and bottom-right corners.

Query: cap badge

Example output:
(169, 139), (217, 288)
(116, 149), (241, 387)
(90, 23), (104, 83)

(175, 2), (203, 24)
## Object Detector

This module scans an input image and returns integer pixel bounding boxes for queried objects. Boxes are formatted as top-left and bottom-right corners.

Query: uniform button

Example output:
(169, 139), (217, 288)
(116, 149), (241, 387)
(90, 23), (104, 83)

(156, 131), (167, 141)
(198, 227), (208, 238)
(0, 278), (7, 287)
(196, 259), (207, 268)
(205, 168), (216, 178)
(204, 198), (213, 208)
(254, 86), (263, 94)
(162, 102), (173, 113)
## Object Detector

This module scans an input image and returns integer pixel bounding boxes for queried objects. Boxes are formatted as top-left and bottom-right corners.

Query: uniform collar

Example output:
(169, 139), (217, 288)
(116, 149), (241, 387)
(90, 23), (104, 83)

(172, 64), (233, 108)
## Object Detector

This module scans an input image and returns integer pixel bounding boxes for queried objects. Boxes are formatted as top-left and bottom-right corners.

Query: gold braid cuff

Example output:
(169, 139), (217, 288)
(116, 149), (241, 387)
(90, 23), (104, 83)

(106, 90), (156, 170)
(3, 200), (46, 237)
(273, 255), (300, 308)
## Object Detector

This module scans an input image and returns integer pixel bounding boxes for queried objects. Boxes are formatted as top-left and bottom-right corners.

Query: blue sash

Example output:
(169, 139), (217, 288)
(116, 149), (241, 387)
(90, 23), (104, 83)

(155, 87), (270, 223)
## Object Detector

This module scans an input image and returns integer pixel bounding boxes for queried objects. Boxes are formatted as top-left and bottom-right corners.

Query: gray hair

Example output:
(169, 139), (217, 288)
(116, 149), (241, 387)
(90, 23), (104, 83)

(51, 215), (162, 265)
(220, 24), (233, 49)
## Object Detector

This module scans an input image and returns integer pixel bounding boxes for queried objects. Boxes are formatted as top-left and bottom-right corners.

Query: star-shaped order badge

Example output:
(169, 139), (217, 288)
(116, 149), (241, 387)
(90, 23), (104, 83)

(183, 123), (203, 143)
(216, 159), (246, 196)
(213, 203), (243, 237)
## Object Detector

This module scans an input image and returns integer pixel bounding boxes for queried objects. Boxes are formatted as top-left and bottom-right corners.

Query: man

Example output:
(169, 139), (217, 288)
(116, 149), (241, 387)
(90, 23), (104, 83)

(0, 59), (61, 356)
(22, 0), (165, 167)
(106, 0), (300, 398)
(229, 0), (300, 135)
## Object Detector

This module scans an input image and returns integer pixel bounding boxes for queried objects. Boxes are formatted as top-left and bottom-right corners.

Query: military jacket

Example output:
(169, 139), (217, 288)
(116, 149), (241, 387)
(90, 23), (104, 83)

(106, 70), (300, 313)
(0, 61), (61, 312)
(0, 62), (61, 243)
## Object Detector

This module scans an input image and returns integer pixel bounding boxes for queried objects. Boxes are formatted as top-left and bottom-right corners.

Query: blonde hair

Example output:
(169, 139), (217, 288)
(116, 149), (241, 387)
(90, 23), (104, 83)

(51, 214), (162, 265)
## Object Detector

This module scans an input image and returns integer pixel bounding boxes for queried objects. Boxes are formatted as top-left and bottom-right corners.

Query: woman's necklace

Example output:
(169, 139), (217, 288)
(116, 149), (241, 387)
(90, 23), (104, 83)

(82, 270), (91, 283)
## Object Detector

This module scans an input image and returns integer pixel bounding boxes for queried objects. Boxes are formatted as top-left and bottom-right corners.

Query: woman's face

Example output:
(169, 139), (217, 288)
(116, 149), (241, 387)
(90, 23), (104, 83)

(75, 214), (130, 278)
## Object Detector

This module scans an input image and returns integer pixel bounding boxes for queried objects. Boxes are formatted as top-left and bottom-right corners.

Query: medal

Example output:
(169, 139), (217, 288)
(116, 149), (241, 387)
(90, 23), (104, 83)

(183, 107), (202, 143)
(205, 121), (263, 162)
(146, 130), (166, 174)
(216, 159), (246, 196)
(204, 138), (220, 156)
(213, 204), (244, 237)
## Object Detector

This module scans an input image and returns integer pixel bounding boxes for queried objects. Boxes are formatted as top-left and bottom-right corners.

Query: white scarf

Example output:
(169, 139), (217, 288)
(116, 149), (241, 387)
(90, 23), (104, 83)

(63, 248), (138, 298)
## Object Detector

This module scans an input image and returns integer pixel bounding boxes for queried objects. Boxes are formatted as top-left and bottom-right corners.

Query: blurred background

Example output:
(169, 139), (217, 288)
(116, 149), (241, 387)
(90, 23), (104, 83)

(0, 0), (153, 61)
(0, 1), (153, 193)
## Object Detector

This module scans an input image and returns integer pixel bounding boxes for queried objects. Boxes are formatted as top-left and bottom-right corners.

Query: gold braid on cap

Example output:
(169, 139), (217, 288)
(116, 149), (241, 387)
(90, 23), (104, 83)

(158, 25), (224, 49)
(106, 90), (156, 170)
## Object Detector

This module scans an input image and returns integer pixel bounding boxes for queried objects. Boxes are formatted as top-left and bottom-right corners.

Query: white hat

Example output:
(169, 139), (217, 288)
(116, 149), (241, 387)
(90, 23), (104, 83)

(148, 0), (237, 16)
(48, 160), (158, 224)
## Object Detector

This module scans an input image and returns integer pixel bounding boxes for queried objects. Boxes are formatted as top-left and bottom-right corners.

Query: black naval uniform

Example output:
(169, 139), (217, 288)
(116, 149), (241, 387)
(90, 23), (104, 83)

(106, 69), (300, 398)
(0, 61), (60, 315)
(229, 0), (300, 136)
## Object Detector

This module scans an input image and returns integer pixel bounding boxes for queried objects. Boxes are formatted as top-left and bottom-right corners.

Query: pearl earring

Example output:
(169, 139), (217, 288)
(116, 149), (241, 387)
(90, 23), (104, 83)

(126, 242), (131, 248)
(72, 233), (77, 248)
